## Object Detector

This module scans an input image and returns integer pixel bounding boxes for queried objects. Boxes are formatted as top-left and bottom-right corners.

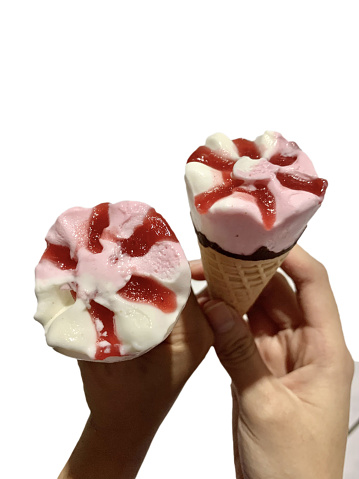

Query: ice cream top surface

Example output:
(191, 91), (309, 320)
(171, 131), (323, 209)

(35, 201), (191, 362)
(185, 131), (328, 257)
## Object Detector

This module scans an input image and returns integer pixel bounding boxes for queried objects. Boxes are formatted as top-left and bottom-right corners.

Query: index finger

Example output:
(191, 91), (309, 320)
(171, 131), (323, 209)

(189, 259), (205, 281)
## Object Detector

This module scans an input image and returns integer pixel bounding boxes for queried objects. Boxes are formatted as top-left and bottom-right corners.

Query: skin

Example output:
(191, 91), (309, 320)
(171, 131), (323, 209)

(201, 245), (354, 479)
(59, 287), (214, 479)
(59, 246), (353, 479)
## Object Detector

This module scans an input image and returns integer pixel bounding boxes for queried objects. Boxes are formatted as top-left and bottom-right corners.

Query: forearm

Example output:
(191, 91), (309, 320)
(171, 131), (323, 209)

(58, 415), (157, 479)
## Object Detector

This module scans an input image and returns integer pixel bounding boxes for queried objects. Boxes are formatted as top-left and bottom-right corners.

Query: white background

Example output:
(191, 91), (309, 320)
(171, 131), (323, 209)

(1, 1), (358, 477)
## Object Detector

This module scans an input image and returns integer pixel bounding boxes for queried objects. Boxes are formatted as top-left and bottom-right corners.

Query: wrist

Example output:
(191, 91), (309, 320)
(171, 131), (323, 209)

(59, 415), (156, 479)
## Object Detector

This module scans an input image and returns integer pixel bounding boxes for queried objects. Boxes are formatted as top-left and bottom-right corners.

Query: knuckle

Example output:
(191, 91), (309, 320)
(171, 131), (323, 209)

(219, 333), (257, 368)
(298, 258), (330, 290)
(311, 258), (329, 281)
(343, 350), (355, 382)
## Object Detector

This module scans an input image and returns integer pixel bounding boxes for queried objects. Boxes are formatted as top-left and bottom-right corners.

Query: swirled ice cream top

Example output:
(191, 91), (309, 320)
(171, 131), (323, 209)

(185, 131), (327, 257)
(35, 201), (191, 362)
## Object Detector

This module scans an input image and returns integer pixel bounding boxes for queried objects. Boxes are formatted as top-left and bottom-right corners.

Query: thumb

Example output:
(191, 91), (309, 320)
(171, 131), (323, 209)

(203, 300), (272, 393)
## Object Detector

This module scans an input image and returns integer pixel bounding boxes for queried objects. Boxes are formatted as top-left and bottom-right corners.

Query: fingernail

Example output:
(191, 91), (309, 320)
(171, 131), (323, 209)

(203, 300), (236, 333)
(189, 259), (202, 268)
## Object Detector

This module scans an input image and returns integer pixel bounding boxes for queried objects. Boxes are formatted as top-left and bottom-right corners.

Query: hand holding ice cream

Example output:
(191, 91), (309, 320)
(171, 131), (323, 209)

(59, 267), (214, 479)
(37, 131), (352, 479)
(201, 246), (353, 479)
(35, 201), (215, 477)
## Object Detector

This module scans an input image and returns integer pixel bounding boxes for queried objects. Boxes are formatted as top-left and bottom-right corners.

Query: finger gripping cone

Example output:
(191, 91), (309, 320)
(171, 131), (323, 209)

(199, 243), (289, 316)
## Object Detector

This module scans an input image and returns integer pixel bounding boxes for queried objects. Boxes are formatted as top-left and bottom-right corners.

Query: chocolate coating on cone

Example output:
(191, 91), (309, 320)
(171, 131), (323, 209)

(196, 228), (300, 261)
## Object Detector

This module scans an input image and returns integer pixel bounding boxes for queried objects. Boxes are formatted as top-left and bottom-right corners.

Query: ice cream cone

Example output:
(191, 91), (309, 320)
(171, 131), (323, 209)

(199, 243), (290, 316)
(186, 131), (327, 315)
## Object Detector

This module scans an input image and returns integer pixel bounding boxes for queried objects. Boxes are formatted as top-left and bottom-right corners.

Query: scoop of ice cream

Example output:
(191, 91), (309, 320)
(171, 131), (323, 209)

(185, 131), (327, 257)
(35, 201), (191, 362)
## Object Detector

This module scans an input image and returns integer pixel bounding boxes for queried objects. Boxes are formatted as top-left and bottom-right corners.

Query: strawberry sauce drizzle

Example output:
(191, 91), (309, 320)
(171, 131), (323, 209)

(120, 208), (178, 257)
(195, 178), (276, 230)
(89, 300), (120, 361)
(191, 139), (276, 230)
(118, 275), (177, 313)
(187, 146), (235, 171)
(42, 203), (180, 360)
(189, 138), (327, 230)
(195, 181), (242, 214)
(269, 154), (297, 166)
(88, 202), (110, 253)
(248, 183), (276, 230)
(41, 243), (78, 270)
(232, 138), (261, 158)
(276, 172), (328, 197)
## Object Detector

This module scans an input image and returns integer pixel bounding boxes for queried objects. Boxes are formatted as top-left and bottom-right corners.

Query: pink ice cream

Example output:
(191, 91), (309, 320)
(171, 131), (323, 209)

(185, 131), (327, 258)
(35, 201), (191, 362)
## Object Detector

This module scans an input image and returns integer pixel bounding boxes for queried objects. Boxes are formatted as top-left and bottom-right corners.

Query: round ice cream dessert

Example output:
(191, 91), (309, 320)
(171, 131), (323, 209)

(34, 201), (191, 362)
(185, 131), (328, 259)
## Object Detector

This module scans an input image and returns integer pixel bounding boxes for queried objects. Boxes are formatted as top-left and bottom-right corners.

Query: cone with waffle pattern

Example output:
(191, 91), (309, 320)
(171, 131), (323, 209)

(198, 242), (289, 316)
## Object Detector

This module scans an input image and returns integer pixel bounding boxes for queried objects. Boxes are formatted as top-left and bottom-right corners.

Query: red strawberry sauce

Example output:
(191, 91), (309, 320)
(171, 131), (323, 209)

(41, 204), (179, 360)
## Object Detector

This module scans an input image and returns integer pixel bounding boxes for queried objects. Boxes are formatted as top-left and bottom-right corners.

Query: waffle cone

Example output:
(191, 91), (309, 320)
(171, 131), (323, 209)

(199, 243), (290, 316)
